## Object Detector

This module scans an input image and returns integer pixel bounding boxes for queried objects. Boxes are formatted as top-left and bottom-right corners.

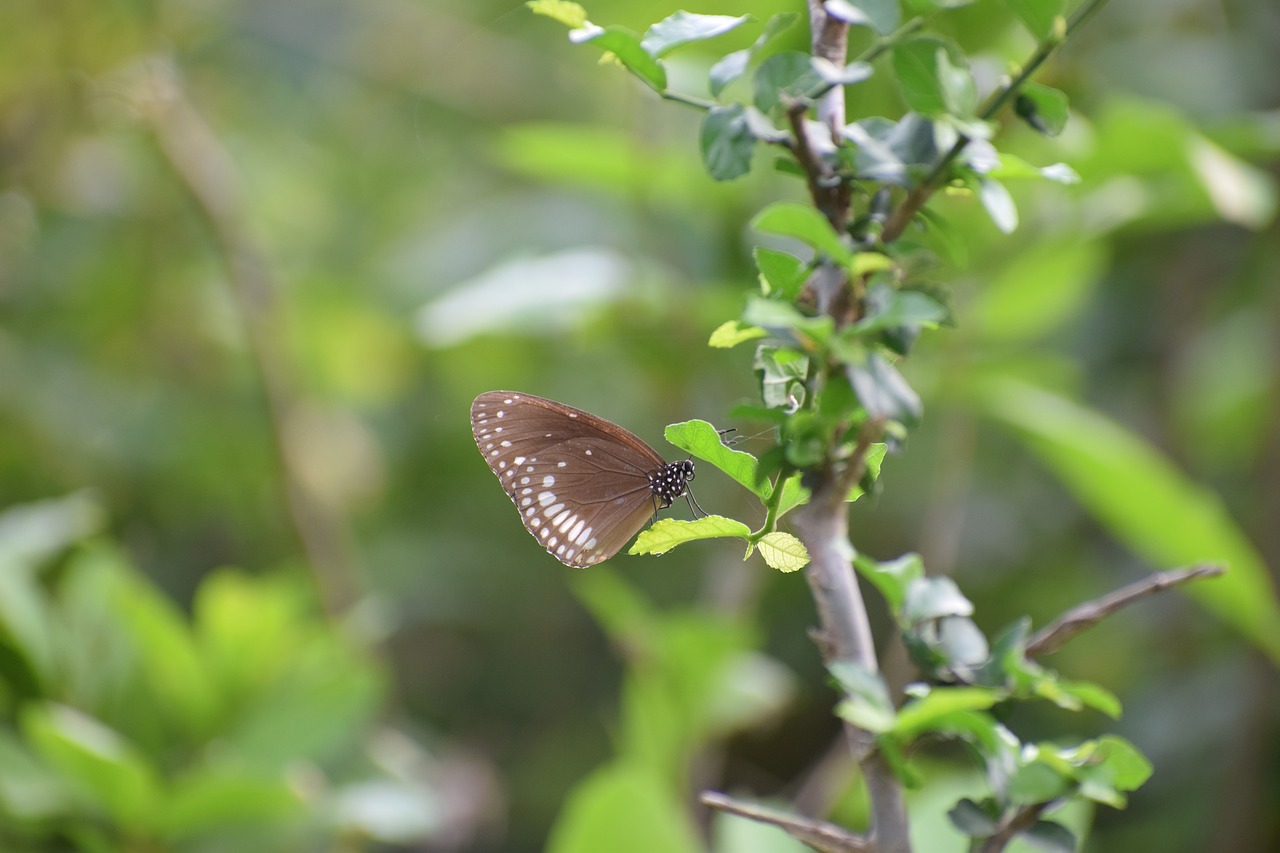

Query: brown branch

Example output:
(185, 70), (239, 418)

(1027, 564), (1226, 658)
(123, 58), (358, 615)
(979, 802), (1049, 853)
(700, 791), (872, 853)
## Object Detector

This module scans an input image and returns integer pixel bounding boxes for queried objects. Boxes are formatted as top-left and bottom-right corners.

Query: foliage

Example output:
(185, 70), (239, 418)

(0, 494), (434, 852)
(528, 1), (1280, 851)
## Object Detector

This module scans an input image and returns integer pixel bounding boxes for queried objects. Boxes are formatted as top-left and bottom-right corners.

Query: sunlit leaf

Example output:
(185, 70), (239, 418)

(629, 516), (752, 556)
(756, 532), (809, 572)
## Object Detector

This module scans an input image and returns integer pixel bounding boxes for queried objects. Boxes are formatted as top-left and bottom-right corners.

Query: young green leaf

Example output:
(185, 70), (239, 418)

(892, 686), (1004, 741)
(641, 12), (750, 58)
(701, 104), (756, 181)
(571, 26), (668, 92)
(707, 320), (767, 349)
(756, 532), (809, 572)
(629, 516), (752, 556)
(527, 0), (588, 28)
(751, 202), (853, 265)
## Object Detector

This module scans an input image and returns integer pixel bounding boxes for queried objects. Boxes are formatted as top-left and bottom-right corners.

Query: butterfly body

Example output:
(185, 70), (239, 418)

(471, 391), (694, 567)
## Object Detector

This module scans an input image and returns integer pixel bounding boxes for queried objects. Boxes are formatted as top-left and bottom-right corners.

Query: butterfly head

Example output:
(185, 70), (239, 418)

(649, 459), (695, 509)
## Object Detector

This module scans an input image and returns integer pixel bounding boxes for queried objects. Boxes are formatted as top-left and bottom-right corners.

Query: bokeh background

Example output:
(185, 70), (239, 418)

(2, 0), (1278, 851)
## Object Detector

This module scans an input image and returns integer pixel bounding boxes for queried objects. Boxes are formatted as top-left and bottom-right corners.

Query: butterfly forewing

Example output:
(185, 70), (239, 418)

(471, 391), (674, 568)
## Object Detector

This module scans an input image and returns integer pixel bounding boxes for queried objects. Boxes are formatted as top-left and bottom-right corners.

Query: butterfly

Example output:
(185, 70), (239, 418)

(471, 391), (699, 567)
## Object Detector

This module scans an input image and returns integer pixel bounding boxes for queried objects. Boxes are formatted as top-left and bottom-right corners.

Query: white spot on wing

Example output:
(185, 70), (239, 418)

(538, 491), (556, 506)
(514, 456), (526, 465)
(569, 519), (585, 541)
(542, 475), (555, 487)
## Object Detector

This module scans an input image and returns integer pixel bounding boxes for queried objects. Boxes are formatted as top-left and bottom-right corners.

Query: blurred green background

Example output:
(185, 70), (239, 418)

(1, 0), (1278, 851)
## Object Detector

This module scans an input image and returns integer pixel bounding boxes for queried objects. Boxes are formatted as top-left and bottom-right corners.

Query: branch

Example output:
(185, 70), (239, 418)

(1027, 564), (1226, 658)
(979, 802), (1050, 853)
(700, 791), (872, 853)
(124, 58), (359, 615)
(881, 0), (1111, 243)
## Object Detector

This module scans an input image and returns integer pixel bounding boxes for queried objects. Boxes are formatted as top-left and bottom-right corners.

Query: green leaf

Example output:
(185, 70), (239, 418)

(855, 551), (924, 613)
(811, 59), (874, 87)
(830, 661), (896, 733)
(903, 576), (973, 623)
(572, 25), (668, 92)
(159, 772), (300, 839)
(641, 12), (750, 58)
(742, 295), (833, 345)
(753, 52), (826, 114)
(701, 104), (757, 181)
(0, 491), (103, 569)
(824, 0), (901, 35)
(892, 36), (976, 118)
(1054, 679), (1122, 719)
(526, 0), (588, 28)
(665, 419), (768, 498)
(1022, 821), (1077, 853)
(853, 288), (948, 334)
(948, 798), (999, 838)
(980, 379), (1280, 664)
(1002, 0), (1064, 40)
(754, 345), (809, 410)
(1015, 82), (1070, 136)
(977, 176), (1018, 233)
(629, 516), (752, 556)
(845, 350), (922, 425)
(1068, 735), (1153, 797)
(842, 114), (942, 185)
(23, 704), (160, 830)
(1008, 759), (1071, 805)
(752, 203), (852, 265)
(775, 472), (810, 517)
(709, 12), (798, 97)
(547, 762), (702, 853)
(893, 686), (1004, 741)
(754, 247), (808, 299)
(756, 532), (809, 572)
(708, 320), (767, 349)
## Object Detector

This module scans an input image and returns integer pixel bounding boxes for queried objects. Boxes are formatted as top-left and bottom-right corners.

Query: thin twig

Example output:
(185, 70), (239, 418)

(979, 802), (1050, 853)
(700, 791), (872, 853)
(125, 58), (358, 615)
(1027, 564), (1225, 658)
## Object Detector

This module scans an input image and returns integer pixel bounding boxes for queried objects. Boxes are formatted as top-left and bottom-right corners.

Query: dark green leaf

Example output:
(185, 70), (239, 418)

(572, 25), (668, 92)
(853, 286), (949, 334)
(824, 0), (901, 35)
(1021, 820), (1077, 853)
(947, 797), (999, 838)
(753, 51), (825, 114)
(1016, 82), (1070, 136)
(892, 36), (976, 118)
(845, 350), (922, 425)
(753, 247), (808, 299)
(842, 114), (940, 185)
(701, 104), (756, 181)
(641, 12), (750, 58)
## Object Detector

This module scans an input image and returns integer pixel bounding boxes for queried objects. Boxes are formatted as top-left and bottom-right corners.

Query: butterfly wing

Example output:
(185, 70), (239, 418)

(471, 391), (667, 567)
